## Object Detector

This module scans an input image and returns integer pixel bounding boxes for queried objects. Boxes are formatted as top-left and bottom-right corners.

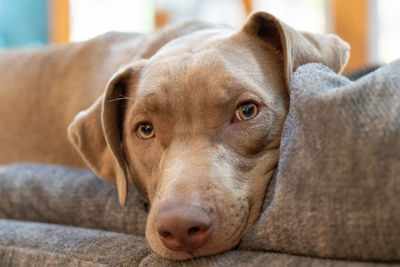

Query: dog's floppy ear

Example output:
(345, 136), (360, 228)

(68, 64), (139, 206)
(242, 11), (350, 90)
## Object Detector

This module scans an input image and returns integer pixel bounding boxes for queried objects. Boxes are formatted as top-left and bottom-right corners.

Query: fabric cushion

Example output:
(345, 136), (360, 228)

(240, 60), (400, 262)
(141, 251), (395, 267)
(0, 164), (147, 236)
(1, 219), (394, 267)
(0, 219), (149, 266)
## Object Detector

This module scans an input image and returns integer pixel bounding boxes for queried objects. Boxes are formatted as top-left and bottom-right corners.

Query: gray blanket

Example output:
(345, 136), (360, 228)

(240, 61), (400, 261)
(1, 60), (400, 265)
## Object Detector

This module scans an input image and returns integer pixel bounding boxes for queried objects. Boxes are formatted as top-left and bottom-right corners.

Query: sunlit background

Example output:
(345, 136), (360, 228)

(0, 0), (399, 72)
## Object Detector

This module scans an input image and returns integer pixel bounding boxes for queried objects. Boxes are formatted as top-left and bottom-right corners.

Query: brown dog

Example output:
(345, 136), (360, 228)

(0, 12), (349, 259)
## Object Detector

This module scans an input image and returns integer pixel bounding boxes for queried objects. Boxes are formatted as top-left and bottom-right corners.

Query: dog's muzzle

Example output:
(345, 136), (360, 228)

(156, 200), (215, 254)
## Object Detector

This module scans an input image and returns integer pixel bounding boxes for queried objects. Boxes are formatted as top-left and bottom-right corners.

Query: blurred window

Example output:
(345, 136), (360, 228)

(254, 0), (327, 33)
(376, 0), (400, 64)
(69, 0), (154, 42)
(155, 0), (247, 28)
(3, 0), (398, 66)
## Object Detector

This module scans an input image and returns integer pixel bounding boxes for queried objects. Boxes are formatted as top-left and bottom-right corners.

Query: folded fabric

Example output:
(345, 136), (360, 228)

(240, 60), (400, 262)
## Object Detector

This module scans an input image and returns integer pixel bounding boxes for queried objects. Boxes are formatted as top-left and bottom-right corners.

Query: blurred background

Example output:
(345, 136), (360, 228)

(0, 0), (399, 72)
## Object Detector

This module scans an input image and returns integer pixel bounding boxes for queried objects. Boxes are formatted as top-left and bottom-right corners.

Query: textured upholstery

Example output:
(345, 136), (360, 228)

(0, 164), (147, 236)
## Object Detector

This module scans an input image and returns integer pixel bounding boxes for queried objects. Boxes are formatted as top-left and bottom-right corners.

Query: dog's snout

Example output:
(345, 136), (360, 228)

(156, 203), (214, 254)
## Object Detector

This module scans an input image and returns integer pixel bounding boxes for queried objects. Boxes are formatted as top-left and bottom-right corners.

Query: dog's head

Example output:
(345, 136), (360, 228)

(68, 12), (349, 260)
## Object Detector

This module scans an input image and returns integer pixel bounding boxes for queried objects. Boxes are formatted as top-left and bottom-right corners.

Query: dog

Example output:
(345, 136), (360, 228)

(0, 11), (349, 259)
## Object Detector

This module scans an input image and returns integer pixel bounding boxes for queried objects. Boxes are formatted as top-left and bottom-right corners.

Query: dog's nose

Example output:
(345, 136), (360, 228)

(156, 203), (213, 254)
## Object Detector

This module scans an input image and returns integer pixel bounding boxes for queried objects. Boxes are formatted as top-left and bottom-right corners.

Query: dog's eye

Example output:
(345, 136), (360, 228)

(235, 102), (258, 121)
(137, 122), (155, 139)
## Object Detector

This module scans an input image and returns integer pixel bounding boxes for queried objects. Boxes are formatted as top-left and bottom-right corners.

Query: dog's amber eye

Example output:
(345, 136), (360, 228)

(137, 122), (155, 139)
(235, 102), (258, 121)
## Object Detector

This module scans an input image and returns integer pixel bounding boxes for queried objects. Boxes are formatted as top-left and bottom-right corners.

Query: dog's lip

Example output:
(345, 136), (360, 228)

(160, 234), (241, 260)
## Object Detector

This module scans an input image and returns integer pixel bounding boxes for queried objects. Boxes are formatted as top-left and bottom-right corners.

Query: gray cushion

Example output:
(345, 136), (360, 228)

(141, 251), (395, 267)
(0, 164), (147, 236)
(0, 219), (394, 267)
(240, 60), (400, 262)
(0, 219), (149, 266)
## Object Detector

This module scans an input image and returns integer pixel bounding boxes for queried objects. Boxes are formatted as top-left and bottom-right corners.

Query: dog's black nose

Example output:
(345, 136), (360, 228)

(156, 203), (213, 254)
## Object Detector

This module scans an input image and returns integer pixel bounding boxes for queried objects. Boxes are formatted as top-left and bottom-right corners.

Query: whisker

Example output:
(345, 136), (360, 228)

(108, 95), (134, 102)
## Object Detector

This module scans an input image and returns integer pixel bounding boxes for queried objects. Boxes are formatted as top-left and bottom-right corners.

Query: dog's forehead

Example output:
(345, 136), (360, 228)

(133, 54), (244, 124)
(142, 52), (238, 92)
(133, 50), (267, 116)
(137, 42), (267, 101)
(134, 27), (277, 98)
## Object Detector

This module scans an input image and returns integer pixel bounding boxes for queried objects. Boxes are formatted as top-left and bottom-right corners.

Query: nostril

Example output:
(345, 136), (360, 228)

(188, 224), (210, 236)
(160, 231), (173, 239)
(188, 226), (200, 236)
(185, 224), (211, 252)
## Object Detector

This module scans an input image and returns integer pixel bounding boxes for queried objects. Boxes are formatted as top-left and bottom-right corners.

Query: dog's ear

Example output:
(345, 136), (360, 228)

(242, 11), (350, 90)
(68, 64), (139, 206)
